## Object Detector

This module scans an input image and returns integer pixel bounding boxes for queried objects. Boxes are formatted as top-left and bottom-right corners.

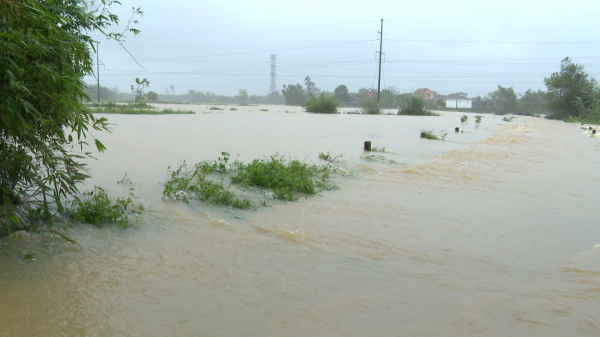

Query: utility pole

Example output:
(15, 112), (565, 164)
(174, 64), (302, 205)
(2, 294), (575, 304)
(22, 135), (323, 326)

(377, 19), (383, 105)
(97, 43), (100, 103)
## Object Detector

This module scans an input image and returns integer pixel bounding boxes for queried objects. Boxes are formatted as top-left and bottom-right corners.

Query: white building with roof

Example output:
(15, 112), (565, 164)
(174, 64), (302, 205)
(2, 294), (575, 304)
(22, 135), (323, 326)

(444, 94), (472, 109)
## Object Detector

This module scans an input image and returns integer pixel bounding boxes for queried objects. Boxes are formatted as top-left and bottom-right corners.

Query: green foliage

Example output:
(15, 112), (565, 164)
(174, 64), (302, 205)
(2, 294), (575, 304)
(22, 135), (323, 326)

(303, 93), (340, 114)
(502, 116), (514, 122)
(492, 86), (518, 114)
(281, 83), (307, 106)
(569, 89), (600, 123)
(318, 152), (345, 168)
(334, 85), (350, 103)
(146, 91), (158, 102)
(24, 252), (36, 260)
(157, 109), (195, 114)
(68, 186), (143, 229)
(90, 104), (194, 114)
(209, 107), (224, 110)
(0, 0), (141, 227)
(231, 155), (336, 202)
(461, 115), (468, 123)
(518, 89), (548, 115)
(398, 95), (439, 116)
(361, 99), (380, 114)
(163, 153), (253, 209)
(475, 115), (482, 124)
(379, 87), (400, 109)
(304, 76), (320, 96)
(260, 109), (269, 111)
(545, 57), (598, 120)
(371, 146), (386, 152)
(420, 129), (443, 140)
(164, 153), (337, 206)
(131, 78), (150, 103)
(235, 89), (249, 103)
(318, 152), (333, 161)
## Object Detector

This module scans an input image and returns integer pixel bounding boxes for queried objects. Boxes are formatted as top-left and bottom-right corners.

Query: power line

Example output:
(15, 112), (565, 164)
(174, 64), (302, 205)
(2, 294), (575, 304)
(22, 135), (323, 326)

(134, 20), (378, 39)
(129, 40), (377, 62)
(384, 39), (600, 45)
(385, 15), (600, 22)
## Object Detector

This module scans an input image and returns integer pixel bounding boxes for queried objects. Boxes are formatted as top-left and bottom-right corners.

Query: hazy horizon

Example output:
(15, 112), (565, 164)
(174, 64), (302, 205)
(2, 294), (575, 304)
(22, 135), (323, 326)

(83, 0), (600, 98)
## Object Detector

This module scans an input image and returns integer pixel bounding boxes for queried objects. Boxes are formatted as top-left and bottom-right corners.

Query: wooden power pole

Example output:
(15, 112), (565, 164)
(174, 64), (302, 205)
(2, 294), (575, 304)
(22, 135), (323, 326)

(377, 19), (383, 105)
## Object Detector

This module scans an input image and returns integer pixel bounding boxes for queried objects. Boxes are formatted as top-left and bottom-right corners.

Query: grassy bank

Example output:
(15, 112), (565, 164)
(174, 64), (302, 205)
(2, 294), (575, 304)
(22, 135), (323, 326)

(86, 102), (195, 114)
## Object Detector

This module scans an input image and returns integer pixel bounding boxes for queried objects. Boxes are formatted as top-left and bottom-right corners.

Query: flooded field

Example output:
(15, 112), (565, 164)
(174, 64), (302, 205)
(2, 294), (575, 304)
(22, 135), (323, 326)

(1, 104), (599, 336)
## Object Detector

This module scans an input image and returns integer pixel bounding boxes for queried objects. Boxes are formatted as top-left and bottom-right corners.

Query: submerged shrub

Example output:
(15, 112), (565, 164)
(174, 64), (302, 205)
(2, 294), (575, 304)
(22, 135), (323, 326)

(162, 153), (252, 209)
(420, 129), (446, 140)
(163, 153), (338, 206)
(230, 155), (337, 201)
(303, 93), (340, 114)
(68, 186), (143, 228)
(398, 96), (439, 116)
(360, 99), (380, 114)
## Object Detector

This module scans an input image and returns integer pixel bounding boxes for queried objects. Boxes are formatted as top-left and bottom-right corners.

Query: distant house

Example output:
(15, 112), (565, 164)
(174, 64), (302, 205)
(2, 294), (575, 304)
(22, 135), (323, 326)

(414, 88), (434, 100)
(444, 94), (472, 109)
(365, 92), (376, 99)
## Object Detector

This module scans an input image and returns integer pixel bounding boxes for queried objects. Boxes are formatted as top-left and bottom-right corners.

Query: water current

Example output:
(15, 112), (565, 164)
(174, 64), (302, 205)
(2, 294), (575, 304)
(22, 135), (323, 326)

(1, 104), (599, 336)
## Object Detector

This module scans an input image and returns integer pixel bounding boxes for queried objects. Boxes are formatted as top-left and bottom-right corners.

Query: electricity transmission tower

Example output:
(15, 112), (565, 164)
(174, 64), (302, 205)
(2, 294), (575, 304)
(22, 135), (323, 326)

(269, 54), (277, 101)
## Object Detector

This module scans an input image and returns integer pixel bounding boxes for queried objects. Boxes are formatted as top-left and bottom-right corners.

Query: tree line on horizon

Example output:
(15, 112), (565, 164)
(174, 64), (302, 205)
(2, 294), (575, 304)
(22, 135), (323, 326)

(86, 65), (596, 119)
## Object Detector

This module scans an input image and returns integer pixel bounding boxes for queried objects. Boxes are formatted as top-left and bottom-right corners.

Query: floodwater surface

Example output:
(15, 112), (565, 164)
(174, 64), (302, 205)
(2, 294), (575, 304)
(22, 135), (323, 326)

(1, 104), (599, 336)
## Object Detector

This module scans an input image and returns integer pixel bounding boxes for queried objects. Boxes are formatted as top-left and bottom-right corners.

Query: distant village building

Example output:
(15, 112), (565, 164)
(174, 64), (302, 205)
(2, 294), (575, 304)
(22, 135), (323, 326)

(444, 94), (472, 109)
(365, 92), (376, 99)
(414, 88), (434, 99)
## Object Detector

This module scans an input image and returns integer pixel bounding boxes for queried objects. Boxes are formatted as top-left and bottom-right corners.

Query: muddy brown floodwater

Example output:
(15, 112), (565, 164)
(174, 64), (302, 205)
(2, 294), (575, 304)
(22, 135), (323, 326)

(1, 104), (599, 336)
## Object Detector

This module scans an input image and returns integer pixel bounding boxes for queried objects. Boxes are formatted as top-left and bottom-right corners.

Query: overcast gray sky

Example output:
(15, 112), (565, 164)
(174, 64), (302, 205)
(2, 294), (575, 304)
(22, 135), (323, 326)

(84, 0), (600, 98)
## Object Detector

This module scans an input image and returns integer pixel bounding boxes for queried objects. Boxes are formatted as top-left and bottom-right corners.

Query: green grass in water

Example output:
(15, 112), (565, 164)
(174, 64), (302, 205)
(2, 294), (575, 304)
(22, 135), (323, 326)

(163, 152), (337, 208)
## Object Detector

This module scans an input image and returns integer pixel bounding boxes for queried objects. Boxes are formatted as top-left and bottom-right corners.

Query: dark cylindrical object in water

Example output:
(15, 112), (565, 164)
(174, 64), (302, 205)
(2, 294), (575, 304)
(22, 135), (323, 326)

(364, 141), (371, 151)
(455, 127), (459, 132)
(420, 132), (425, 138)
(593, 130), (597, 135)
(589, 127), (593, 130)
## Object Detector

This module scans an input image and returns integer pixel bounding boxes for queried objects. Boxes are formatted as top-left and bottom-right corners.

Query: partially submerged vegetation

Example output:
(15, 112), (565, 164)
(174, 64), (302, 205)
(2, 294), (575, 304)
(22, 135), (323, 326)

(87, 102), (194, 114)
(67, 186), (144, 229)
(420, 129), (447, 140)
(360, 99), (380, 114)
(360, 153), (397, 163)
(398, 96), (439, 116)
(303, 93), (340, 114)
(2, 184), (145, 253)
(163, 152), (338, 209)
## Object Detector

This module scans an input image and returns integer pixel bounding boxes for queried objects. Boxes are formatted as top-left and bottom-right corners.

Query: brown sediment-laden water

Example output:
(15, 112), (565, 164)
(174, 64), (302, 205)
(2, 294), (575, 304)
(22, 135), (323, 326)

(1, 104), (599, 336)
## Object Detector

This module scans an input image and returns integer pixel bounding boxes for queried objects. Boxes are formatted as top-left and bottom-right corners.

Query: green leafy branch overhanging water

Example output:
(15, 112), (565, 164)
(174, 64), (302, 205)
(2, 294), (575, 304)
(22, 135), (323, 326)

(1, 0), (143, 237)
